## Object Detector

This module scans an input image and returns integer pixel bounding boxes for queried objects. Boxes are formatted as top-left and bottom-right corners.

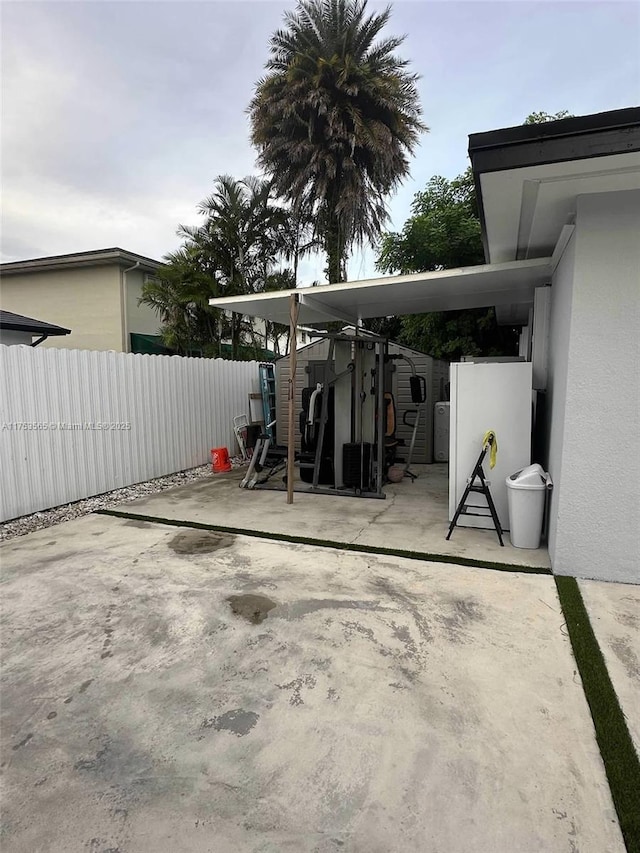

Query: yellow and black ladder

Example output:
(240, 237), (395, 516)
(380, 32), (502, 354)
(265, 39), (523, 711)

(446, 433), (504, 546)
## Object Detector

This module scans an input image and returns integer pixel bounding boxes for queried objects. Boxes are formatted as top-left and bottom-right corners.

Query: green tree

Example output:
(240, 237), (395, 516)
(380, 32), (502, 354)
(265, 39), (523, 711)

(249, 0), (425, 284)
(523, 109), (573, 124)
(140, 245), (228, 356)
(185, 174), (289, 358)
(377, 168), (483, 273)
(142, 176), (297, 359)
(374, 168), (517, 360)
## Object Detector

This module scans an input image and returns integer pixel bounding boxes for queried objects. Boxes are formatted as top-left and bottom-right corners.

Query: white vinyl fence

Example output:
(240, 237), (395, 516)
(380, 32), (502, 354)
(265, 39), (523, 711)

(0, 345), (259, 522)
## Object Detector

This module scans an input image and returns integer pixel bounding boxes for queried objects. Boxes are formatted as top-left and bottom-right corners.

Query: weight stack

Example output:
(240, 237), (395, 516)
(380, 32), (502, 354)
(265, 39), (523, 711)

(342, 442), (373, 490)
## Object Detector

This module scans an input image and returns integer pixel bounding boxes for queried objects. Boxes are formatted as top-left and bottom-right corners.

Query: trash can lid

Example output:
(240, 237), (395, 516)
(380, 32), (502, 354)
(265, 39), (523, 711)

(506, 463), (551, 490)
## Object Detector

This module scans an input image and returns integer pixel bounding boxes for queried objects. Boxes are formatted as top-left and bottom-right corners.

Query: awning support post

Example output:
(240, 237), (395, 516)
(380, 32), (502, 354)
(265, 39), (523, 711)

(287, 293), (300, 504)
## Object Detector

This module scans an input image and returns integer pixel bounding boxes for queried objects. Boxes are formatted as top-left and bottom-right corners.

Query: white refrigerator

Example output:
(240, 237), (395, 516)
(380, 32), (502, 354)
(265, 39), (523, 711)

(449, 361), (532, 530)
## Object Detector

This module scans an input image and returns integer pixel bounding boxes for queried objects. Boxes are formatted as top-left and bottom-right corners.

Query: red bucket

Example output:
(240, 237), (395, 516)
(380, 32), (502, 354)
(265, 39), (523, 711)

(211, 446), (232, 473)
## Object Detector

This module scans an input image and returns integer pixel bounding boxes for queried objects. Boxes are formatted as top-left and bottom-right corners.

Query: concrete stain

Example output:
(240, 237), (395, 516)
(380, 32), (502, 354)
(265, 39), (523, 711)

(451, 597), (484, 622)
(390, 622), (419, 658)
(277, 674), (317, 706)
(202, 709), (259, 736)
(169, 530), (234, 555)
(280, 598), (391, 619)
(609, 636), (640, 679)
(616, 611), (639, 630)
(246, 632), (272, 647)
(373, 577), (433, 644)
(12, 732), (33, 750)
(79, 679), (94, 694)
(101, 606), (116, 658)
(396, 665), (418, 684)
(88, 838), (120, 853)
(74, 746), (108, 771)
(228, 594), (277, 624)
(437, 597), (484, 643)
(341, 621), (375, 642)
(146, 614), (171, 646)
(124, 519), (153, 529)
(34, 550), (78, 567)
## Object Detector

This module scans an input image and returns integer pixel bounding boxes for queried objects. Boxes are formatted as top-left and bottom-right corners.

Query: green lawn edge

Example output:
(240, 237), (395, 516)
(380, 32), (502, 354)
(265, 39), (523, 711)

(555, 575), (640, 853)
(96, 508), (551, 575)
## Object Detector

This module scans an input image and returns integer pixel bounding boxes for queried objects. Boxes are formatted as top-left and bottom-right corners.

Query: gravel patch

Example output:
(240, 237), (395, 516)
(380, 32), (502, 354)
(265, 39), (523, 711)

(0, 460), (245, 542)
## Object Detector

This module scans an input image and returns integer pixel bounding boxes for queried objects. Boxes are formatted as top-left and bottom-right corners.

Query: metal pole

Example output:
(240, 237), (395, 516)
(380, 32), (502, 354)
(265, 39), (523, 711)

(287, 294), (299, 504)
(376, 342), (385, 495)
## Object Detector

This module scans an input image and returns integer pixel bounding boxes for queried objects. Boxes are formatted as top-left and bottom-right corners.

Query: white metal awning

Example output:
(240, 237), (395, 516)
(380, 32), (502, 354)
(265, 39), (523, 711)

(208, 257), (552, 326)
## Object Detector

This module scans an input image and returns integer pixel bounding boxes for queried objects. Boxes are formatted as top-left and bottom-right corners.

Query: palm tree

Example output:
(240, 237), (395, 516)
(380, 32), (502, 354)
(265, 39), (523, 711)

(179, 175), (289, 358)
(143, 176), (304, 359)
(249, 0), (425, 284)
(140, 245), (229, 356)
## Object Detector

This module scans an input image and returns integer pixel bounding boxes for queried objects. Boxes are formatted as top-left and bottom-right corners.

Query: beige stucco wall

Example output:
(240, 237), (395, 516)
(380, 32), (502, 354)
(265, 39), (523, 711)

(0, 265), (124, 351)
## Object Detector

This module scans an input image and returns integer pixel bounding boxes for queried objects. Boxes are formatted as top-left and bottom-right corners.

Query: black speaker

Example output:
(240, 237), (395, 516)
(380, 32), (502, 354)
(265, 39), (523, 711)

(342, 442), (372, 490)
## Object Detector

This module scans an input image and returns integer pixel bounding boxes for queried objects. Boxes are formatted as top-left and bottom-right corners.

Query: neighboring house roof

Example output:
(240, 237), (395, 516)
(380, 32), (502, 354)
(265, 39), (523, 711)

(0, 310), (71, 336)
(0, 247), (161, 275)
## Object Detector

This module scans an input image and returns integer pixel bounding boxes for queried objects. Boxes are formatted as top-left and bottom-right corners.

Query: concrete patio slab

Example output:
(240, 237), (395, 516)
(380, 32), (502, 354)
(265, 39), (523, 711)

(112, 464), (551, 570)
(0, 513), (620, 852)
(580, 579), (640, 757)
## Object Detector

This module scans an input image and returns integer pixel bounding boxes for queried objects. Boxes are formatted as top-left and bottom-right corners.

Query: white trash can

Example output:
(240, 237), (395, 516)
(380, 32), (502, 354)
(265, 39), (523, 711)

(505, 464), (553, 549)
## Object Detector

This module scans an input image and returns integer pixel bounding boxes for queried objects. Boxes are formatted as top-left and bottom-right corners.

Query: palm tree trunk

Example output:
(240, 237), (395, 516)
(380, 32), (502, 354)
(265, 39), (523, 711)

(324, 203), (347, 284)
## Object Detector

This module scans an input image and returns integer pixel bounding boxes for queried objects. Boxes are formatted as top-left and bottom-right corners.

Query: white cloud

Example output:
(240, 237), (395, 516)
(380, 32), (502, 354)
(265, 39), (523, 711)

(2, 0), (638, 281)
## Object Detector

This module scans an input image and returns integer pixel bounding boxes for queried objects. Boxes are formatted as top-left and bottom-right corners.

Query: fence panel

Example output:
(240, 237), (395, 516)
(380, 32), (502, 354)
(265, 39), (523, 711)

(0, 345), (259, 521)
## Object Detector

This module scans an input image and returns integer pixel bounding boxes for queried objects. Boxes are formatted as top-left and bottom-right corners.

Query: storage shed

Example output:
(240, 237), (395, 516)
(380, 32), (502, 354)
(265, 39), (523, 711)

(275, 333), (448, 463)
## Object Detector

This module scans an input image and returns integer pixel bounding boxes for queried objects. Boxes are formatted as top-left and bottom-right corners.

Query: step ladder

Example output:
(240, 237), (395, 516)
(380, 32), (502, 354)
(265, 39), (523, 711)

(446, 434), (504, 546)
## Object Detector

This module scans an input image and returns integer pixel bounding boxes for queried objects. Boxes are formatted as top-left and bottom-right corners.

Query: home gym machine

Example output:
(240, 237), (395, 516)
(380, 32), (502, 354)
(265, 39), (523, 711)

(247, 329), (430, 499)
(296, 331), (387, 498)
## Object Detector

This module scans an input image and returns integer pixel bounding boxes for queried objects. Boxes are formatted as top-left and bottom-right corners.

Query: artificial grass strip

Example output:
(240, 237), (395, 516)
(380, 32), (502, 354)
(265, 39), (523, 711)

(555, 576), (640, 853)
(96, 508), (551, 575)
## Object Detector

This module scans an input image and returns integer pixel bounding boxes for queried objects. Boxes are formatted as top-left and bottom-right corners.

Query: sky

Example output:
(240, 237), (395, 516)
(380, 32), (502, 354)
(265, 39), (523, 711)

(2, 0), (639, 284)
